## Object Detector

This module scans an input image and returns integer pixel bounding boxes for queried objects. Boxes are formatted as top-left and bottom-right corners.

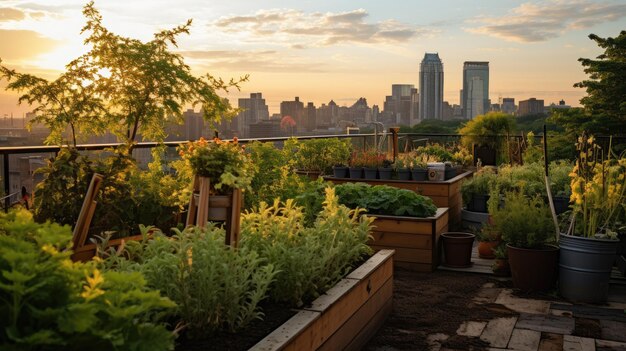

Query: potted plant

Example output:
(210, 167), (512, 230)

(492, 244), (510, 277)
(476, 224), (500, 259)
(378, 159), (394, 180)
(410, 158), (428, 181)
(348, 151), (366, 179)
(393, 154), (411, 180)
(285, 137), (352, 178)
(559, 135), (624, 303)
(179, 136), (254, 225)
(548, 161), (573, 215)
(441, 232), (475, 268)
(491, 191), (558, 291)
(461, 169), (497, 213)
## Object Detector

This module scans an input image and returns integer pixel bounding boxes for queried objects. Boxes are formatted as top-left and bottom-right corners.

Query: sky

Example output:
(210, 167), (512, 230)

(0, 0), (625, 116)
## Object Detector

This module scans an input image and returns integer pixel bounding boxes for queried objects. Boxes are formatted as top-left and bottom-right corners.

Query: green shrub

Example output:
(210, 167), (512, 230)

(284, 137), (352, 173)
(0, 210), (174, 351)
(460, 169), (498, 206)
(103, 225), (276, 335)
(240, 188), (372, 307)
(334, 183), (437, 217)
(490, 192), (556, 249)
(459, 112), (516, 164)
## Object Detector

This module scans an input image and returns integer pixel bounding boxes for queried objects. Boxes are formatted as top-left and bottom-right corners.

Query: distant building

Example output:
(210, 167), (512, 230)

(419, 53), (444, 120)
(248, 119), (285, 139)
(304, 102), (316, 132)
(462, 61), (490, 120)
(338, 98), (371, 126)
(502, 98), (516, 115)
(518, 98), (545, 116)
(317, 100), (339, 129)
(280, 97), (304, 133)
(234, 93), (269, 138)
(442, 101), (454, 120)
(546, 100), (571, 113)
(383, 84), (419, 126)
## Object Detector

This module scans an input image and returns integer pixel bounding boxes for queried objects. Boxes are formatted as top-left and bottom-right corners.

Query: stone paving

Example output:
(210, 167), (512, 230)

(427, 283), (626, 351)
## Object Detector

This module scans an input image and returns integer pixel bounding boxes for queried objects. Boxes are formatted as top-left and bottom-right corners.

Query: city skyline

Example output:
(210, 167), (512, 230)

(1, 0), (626, 116)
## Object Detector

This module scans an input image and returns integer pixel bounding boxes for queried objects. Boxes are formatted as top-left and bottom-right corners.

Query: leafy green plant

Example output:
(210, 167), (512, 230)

(460, 169), (498, 206)
(334, 183), (437, 217)
(0, 210), (174, 351)
(102, 225), (276, 336)
(416, 144), (455, 163)
(284, 137), (352, 173)
(240, 188), (372, 307)
(490, 192), (555, 249)
(459, 112), (516, 164)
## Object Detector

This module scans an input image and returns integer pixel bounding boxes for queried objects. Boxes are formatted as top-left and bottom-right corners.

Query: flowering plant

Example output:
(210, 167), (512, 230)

(178, 137), (255, 192)
(568, 135), (626, 238)
(349, 150), (385, 168)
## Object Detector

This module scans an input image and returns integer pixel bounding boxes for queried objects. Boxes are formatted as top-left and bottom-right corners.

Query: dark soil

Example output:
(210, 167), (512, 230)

(364, 268), (515, 351)
(175, 302), (296, 351)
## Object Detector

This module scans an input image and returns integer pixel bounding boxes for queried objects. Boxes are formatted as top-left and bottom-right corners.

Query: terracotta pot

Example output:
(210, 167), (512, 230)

(507, 244), (559, 291)
(477, 241), (499, 259)
(441, 232), (475, 268)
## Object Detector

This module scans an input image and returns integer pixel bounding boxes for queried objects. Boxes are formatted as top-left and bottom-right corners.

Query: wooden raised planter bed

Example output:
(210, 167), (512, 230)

(251, 249), (394, 351)
(368, 208), (449, 272)
(324, 171), (471, 230)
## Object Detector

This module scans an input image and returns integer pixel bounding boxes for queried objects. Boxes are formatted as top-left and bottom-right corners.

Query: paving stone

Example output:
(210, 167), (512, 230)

(538, 332), (563, 351)
(606, 301), (626, 310)
(427, 333), (449, 351)
(483, 282), (496, 288)
(596, 339), (626, 351)
(480, 317), (517, 348)
(473, 287), (503, 305)
(507, 328), (540, 350)
(563, 335), (596, 351)
(456, 321), (487, 337)
(550, 309), (573, 317)
(516, 312), (575, 335)
(600, 319), (626, 343)
(494, 289), (550, 314)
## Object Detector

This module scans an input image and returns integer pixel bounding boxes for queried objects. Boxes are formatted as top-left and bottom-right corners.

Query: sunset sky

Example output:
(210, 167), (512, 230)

(1, 0), (625, 116)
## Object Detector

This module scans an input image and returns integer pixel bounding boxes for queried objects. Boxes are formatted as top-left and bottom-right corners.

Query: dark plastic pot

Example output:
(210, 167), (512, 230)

(378, 168), (392, 180)
(444, 166), (457, 180)
(363, 167), (377, 179)
(348, 167), (362, 179)
(507, 244), (559, 291)
(559, 234), (618, 303)
(396, 168), (411, 180)
(411, 168), (428, 181)
(552, 196), (570, 215)
(468, 194), (490, 213)
(332, 166), (348, 178)
(441, 232), (475, 268)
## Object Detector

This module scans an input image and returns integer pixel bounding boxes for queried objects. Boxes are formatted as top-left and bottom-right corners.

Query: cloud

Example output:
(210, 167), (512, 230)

(0, 8), (26, 21)
(0, 29), (59, 60)
(213, 8), (433, 46)
(179, 49), (327, 73)
(466, 0), (626, 42)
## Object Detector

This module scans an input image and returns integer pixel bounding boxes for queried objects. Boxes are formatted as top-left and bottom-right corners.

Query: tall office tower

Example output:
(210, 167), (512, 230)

(280, 97), (304, 133)
(419, 53), (444, 120)
(384, 84), (417, 126)
(462, 61), (490, 120)
(235, 93), (269, 138)
(304, 102), (316, 132)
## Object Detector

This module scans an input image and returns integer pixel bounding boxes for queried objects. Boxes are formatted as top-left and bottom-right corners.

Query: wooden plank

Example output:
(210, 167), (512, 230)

(185, 175), (199, 227)
(595, 339), (626, 351)
(196, 177), (210, 228)
(516, 313), (575, 335)
(428, 195), (449, 207)
(72, 173), (103, 249)
(370, 231), (432, 249)
(479, 317), (517, 348)
(250, 310), (320, 351)
(435, 212), (449, 233)
(550, 303), (626, 323)
(563, 335), (596, 351)
(346, 249), (394, 280)
(507, 328), (541, 351)
(319, 278), (393, 351)
(372, 219), (433, 234)
(227, 188), (242, 247)
(369, 245), (432, 264)
(414, 183), (449, 197)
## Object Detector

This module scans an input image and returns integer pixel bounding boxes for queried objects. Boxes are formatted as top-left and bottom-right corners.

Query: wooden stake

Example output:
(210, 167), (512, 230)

(542, 125), (560, 242)
(196, 177), (210, 229)
(72, 173), (103, 250)
(186, 175), (199, 227)
(227, 188), (243, 247)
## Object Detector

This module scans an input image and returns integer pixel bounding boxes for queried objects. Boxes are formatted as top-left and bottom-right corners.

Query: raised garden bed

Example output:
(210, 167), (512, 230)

(251, 249), (394, 351)
(325, 171), (470, 230)
(368, 208), (449, 272)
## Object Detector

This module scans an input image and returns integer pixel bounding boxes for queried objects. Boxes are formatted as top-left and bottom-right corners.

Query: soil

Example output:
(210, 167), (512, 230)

(175, 302), (296, 351)
(364, 268), (515, 351)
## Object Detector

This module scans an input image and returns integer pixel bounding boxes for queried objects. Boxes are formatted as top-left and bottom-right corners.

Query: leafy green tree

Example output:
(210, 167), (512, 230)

(0, 1), (247, 149)
(551, 31), (626, 135)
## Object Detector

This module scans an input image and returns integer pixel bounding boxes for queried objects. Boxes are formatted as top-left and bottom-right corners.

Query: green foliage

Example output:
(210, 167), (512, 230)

(179, 138), (255, 192)
(415, 144), (455, 162)
(459, 112), (516, 164)
(460, 169), (498, 205)
(0, 210), (175, 351)
(103, 225), (276, 335)
(490, 192), (556, 249)
(240, 188), (372, 307)
(284, 137), (352, 173)
(334, 183), (437, 217)
(399, 119), (464, 134)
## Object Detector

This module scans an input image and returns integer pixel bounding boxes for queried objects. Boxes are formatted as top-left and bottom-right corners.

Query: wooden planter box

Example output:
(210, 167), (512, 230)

(369, 208), (449, 272)
(324, 171), (471, 230)
(250, 249), (394, 351)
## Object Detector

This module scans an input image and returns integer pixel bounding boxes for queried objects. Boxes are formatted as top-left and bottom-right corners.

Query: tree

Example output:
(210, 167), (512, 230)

(0, 1), (247, 149)
(552, 31), (626, 135)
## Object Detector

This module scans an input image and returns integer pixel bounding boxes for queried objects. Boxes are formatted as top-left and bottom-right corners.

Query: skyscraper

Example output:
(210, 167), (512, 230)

(235, 93), (269, 138)
(462, 62), (490, 120)
(419, 53), (444, 120)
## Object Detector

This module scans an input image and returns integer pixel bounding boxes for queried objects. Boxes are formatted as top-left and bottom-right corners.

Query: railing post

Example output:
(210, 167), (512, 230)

(3, 153), (9, 212)
(389, 127), (399, 162)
